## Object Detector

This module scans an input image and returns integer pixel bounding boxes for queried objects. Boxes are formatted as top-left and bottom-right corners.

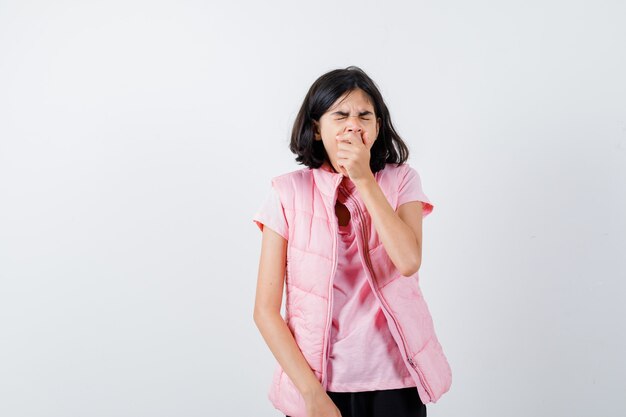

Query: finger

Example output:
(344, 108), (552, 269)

(337, 155), (350, 165)
(336, 134), (352, 144)
(336, 138), (352, 150)
(336, 152), (355, 165)
(337, 131), (360, 143)
(354, 132), (365, 146)
(362, 131), (369, 146)
(337, 141), (352, 151)
(336, 147), (356, 159)
(336, 161), (349, 176)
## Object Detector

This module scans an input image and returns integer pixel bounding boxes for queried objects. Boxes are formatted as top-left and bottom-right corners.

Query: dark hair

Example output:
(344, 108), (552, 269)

(289, 66), (409, 172)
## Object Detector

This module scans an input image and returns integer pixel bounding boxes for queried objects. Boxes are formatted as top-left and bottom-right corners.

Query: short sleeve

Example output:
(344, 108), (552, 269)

(252, 185), (289, 240)
(397, 165), (434, 218)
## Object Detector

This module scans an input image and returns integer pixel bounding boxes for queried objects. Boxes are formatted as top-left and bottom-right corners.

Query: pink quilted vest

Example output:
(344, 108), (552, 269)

(265, 162), (451, 417)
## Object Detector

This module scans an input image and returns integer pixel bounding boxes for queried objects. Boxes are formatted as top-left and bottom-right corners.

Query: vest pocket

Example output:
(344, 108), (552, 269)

(275, 367), (307, 417)
(412, 337), (452, 402)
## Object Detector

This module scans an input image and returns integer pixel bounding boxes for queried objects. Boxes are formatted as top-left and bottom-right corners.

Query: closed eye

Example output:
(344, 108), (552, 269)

(331, 110), (374, 121)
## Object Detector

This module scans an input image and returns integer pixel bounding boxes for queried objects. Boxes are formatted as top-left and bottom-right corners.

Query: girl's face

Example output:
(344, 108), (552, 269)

(313, 88), (380, 174)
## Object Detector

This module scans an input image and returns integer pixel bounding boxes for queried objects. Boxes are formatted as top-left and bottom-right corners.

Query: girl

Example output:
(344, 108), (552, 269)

(252, 66), (452, 417)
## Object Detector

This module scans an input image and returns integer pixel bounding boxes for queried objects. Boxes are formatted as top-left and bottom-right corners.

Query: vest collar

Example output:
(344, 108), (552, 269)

(311, 160), (362, 197)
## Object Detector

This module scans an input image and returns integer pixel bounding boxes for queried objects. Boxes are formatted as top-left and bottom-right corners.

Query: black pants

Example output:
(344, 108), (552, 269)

(286, 387), (426, 417)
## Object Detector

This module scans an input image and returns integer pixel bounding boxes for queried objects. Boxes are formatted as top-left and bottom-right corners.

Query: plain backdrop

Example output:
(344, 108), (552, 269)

(1, 1), (625, 416)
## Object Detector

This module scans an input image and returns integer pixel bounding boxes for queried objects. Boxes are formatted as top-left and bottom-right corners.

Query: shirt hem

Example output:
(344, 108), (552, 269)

(326, 378), (417, 393)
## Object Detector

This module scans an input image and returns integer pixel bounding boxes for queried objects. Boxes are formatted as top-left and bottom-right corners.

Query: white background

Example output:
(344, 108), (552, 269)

(1, 1), (625, 416)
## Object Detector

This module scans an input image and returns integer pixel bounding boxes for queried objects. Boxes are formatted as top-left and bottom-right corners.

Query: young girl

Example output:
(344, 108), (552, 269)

(252, 66), (452, 417)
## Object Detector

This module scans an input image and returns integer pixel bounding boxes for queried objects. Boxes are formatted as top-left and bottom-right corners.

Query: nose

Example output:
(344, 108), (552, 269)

(345, 116), (363, 133)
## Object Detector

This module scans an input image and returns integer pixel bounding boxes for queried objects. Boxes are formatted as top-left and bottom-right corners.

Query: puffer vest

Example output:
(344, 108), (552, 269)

(266, 162), (452, 417)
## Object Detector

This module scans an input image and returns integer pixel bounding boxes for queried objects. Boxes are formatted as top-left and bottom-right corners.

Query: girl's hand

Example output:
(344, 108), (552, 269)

(335, 130), (375, 184)
(304, 389), (342, 417)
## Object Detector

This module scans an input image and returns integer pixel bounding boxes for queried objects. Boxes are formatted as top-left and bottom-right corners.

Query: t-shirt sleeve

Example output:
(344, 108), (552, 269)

(252, 184), (289, 240)
(397, 165), (434, 218)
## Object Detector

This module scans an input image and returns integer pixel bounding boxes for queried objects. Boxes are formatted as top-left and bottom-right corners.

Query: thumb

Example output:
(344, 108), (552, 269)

(362, 130), (371, 147)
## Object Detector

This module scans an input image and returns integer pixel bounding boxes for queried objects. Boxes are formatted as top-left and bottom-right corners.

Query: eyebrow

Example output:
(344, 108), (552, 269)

(330, 110), (374, 116)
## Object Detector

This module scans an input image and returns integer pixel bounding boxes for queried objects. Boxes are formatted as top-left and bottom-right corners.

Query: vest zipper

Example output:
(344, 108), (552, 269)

(338, 187), (435, 401)
(320, 177), (343, 391)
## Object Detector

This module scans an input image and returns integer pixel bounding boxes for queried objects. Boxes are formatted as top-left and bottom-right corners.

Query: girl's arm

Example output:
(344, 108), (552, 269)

(336, 133), (425, 277)
(354, 175), (424, 276)
(252, 227), (328, 402)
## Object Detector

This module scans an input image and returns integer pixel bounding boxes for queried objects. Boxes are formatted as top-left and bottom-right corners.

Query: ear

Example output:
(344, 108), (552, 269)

(313, 120), (321, 140)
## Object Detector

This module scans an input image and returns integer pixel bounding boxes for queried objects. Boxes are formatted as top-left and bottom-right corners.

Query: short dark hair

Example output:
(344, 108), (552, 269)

(289, 66), (409, 172)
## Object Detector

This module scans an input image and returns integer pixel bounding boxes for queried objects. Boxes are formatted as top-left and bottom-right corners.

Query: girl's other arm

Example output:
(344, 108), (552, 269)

(338, 134), (426, 277)
(253, 227), (339, 416)
(355, 176), (424, 276)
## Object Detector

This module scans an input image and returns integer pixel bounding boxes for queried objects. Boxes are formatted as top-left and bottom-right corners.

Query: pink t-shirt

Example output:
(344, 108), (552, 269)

(252, 164), (434, 392)
(326, 178), (418, 392)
